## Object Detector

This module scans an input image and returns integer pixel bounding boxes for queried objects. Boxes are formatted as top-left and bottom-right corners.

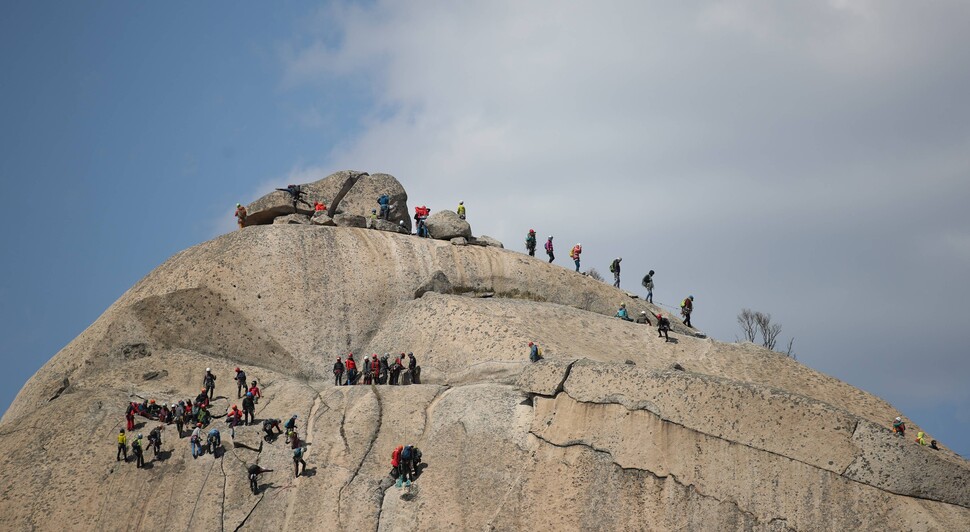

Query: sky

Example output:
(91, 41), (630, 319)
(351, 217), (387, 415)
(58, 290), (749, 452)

(1, 1), (968, 455)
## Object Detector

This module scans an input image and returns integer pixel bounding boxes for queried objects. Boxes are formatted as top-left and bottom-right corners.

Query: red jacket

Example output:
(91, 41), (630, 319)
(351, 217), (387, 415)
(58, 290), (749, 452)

(345, 358), (357, 371)
(248, 385), (261, 398)
(371, 359), (380, 374)
(391, 447), (401, 467)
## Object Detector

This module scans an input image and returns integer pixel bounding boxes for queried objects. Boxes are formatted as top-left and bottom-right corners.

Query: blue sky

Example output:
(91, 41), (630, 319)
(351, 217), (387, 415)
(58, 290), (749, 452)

(2, 1), (969, 456)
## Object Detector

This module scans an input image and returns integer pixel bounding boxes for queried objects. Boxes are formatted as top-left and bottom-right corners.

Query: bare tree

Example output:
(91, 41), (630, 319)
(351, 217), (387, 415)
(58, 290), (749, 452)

(755, 312), (782, 350)
(585, 268), (604, 282)
(737, 309), (758, 342)
(784, 338), (797, 360)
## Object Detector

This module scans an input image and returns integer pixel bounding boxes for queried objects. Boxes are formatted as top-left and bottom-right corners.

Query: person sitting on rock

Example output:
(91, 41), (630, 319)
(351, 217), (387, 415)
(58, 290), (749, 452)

(615, 303), (633, 321)
(457, 201), (466, 220)
(248, 464), (273, 495)
(915, 431), (928, 445)
(235, 203), (247, 230)
(892, 417), (906, 437)
(657, 314), (671, 342)
(263, 419), (282, 441)
(931, 440), (940, 450)
(635, 311), (652, 325)
(529, 342), (543, 363)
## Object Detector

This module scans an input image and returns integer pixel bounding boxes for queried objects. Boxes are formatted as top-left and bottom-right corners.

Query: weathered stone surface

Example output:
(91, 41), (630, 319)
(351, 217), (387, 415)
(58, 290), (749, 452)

(517, 358), (577, 396)
(333, 213), (367, 228)
(370, 218), (409, 234)
(310, 212), (336, 226)
(425, 209), (472, 240)
(272, 213), (310, 225)
(476, 235), (504, 248)
(450, 237), (467, 246)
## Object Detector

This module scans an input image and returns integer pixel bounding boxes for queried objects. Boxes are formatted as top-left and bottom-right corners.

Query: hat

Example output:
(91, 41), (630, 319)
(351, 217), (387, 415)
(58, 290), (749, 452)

(197, 423), (203, 427)
(236, 203), (241, 207)
(895, 417), (902, 422)
(529, 229), (535, 233)
(137, 434), (143, 439)
(528, 342), (534, 347)
(120, 429), (125, 433)
(641, 311), (646, 314)
(206, 368), (211, 372)
(620, 303), (626, 307)
(235, 367), (240, 372)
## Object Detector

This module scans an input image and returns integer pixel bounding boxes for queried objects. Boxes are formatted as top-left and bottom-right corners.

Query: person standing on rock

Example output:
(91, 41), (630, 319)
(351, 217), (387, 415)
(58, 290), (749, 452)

(642, 270), (655, 303)
(248, 380), (262, 403)
(125, 402), (136, 431)
(293, 446), (307, 477)
(235, 203), (247, 230)
(610, 258), (622, 287)
(545, 236), (555, 263)
(234, 367), (247, 399)
(570, 243), (583, 272)
(345, 354), (358, 385)
(333, 356), (344, 386)
(284, 415), (298, 444)
(370, 356), (380, 385)
(389, 355), (403, 385)
(362, 356), (372, 385)
(680, 296), (694, 328)
(242, 392), (256, 426)
(132, 434), (145, 468)
(378, 194), (391, 219)
(657, 314), (671, 342)
(116, 429), (128, 462)
(457, 201), (466, 220)
(277, 184), (309, 213)
(174, 402), (185, 436)
(248, 464), (273, 495)
(407, 353), (418, 384)
(379, 354), (390, 384)
(203, 368), (216, 401)
(525, 229), (537, 256)
(529, 342), (542, 363)
(191, 423), (203, 459)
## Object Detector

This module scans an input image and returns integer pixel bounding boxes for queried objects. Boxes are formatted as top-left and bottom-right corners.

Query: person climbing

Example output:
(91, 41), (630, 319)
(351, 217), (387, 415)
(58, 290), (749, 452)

(615, 303), (632, 321)
(131, 434), (145, 468)
(401, 444), (415, 485)
(284, 415), (298, 444)
(635, 310), (652, 325)
(657, 313), (671, 342)
(234, 367), (247, 399)
(125, 402), (136, 431)
(248, 464), (273, 495)
(147, 426), (162, 458)
(377, 194), (391, 219)
(333, 356), (344, 386)
(414, 205), (431, 237)
(235, 203), (247, 230)
(457, 201), (466, 220)
(892, 417), (906, 437)
(680, 296), (694, 328)
(391, 445), (403, 487)
(203, 368), (216, 400)
(174, 402), (185, 436)
(242, 392), (256, 426)
(116, 429), (128, 462)
(529, 342), (543, 363)
(525, 229), (537, 257)
(916, 431), (928, 446)
(293, 446), (307, 477)
(207, 428), (221, 455)
(249, 380), (261, 403)
(641, 270), (655, 303)
(407, 352), (419, 384)
(545, 236), (555, 263)
(276, 184), (310, 213)
(345, 353), (358, 385)
(191, 423), (203, 459)
(263, 419), (283, 441)
(570, 243), (583, 272)
(610, 258), (622, 288)
(314, 200), (326, 212)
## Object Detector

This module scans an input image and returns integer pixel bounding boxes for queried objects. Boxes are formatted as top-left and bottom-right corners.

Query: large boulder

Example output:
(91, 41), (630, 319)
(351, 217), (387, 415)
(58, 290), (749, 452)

(311, 212), (336, 226)
(476, 235), (504, 248)
(425, 209), (472, 240)
(272, 213), (310, 225)
(370, 218), (409, 234)
(333, 213), (367, 228)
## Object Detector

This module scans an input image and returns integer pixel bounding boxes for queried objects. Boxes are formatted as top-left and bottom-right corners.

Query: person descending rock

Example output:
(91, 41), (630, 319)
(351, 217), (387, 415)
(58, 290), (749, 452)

(116, 429), (128, 462)
(263, 419), (283, 441)
(234, 367), (247, 398)
(635, 310), (652, 325)
(570, 243), (583, 272)
(457, 201), (466, 220)
(680, 296), (694, 328)
(293, 446), (307, 477)
(345, 354), (358, 385)
(248, 464), (273, 495)
(227, 404), (243, 437)
(892, 417), (906, 437)
(147, 426), (162, 458)
(615, 303), (632, 321)
(284, 415), (298, 444)
(235, 203), (247, 230)
(191, 423), (203, 459)
(132, 434), (145, 468)
(242, 392), (256, 426)
(610, 258), (622, 288)
(657, 314), (671, 342)
(525, 229), (537, 257)
(276, 184), (310, 213)
(545, 236), (555, 263)
(642, 270), (655, 303)
(529, 342), (543, 363)
(333, 356), (344, 386)
(203, 368), (216, 400)
(377, 193), (391, 219)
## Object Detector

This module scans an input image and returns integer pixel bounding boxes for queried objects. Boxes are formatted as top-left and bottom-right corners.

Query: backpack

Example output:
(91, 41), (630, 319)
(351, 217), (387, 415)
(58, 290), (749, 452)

(285, 418), (296, 429)
(609, 262), (616, 273)
(402, 446), (412, 460)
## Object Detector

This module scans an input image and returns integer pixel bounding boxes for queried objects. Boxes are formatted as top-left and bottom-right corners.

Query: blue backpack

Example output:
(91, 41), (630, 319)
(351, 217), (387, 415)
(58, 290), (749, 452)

(402, 445), (412, 460)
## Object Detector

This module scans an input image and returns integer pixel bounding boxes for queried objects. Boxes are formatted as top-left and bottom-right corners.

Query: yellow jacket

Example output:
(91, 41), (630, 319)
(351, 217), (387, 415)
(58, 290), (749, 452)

(117, 433), (127, 445)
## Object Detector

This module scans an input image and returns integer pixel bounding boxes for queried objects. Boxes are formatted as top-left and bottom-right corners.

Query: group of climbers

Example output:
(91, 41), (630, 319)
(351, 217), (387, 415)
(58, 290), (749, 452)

(390, 444), (423, 488)
(333, 353), (420, 386)
(892, 417), (940, 449)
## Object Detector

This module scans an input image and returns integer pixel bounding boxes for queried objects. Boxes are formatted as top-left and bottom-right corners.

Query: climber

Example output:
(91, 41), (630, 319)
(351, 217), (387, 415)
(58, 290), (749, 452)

(249, 380), (261, 403)
(915, 431), (928, 446)
(191, 423), (203, 459)
(314, 200), (326, 212)
(276, 184), (310, 212)
(570, 243), (582, 272)
(529, 342), (543, 363)
(197, 405), (211, 427)
(635, 310), (652, 325)
(235, 203), (247, 229)
(384, 355), (397, 385)
(333, 356), (344, 386)
(125, 402), (136, 431)
(370, 356), (380, 385)
(363, 356), (372, 385)
(680, 296), (694, 328)
(345, 354), (358, 385)
(158, 404), (171, 423)
(401, 444), (416, 484)
(284, 415), (298, 444)
(657, 314), (671, 342)
(391, 445), (403, 487)
(234, 367), (247, 398)
(641, 270), (655, 303)
(457, 201), (466, 220)
(248, 464), (273, 495)
(293, 446), (307, 477)
(378, 193), (391, 219)
(414, 206), (431, 237)
(610, 258), (622, 288)
(263, 419), (283, 441)
(147, 399), (161, 418)
(174, 402), (185, 436)
(147, 426), (162, 458)
(525, 229), (537, 257)
(378, 354), (390, 385)
(407, 352), (419, 384)
(242, 392), (256, 426)
(615, 303), (632, 321)
(931, 440), (940, 450)
(892, 417), (906, 437)
(131, 434), (145, 468)
(545, 236), (555, 263)
(116, 429), (128, 462)
(207, 428), (221, 455)
(203, 368), (216, 401)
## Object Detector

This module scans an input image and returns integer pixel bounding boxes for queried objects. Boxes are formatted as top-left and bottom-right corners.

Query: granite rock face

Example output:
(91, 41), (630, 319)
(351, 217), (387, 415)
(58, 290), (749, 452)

(425, 209), (472, 240)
